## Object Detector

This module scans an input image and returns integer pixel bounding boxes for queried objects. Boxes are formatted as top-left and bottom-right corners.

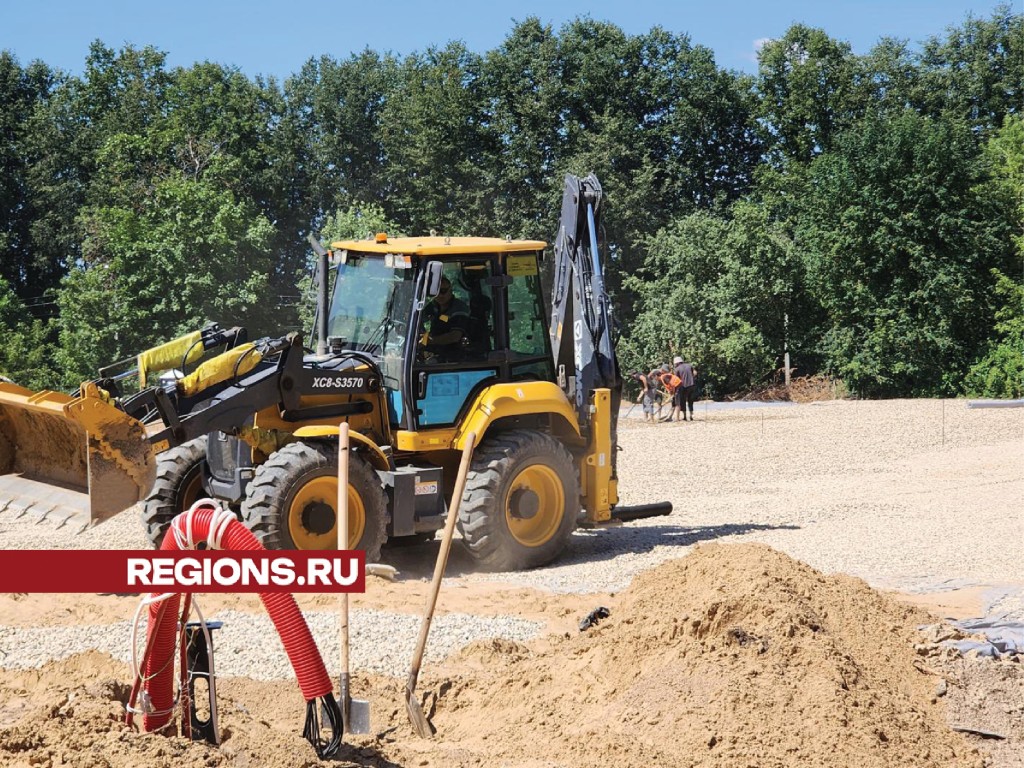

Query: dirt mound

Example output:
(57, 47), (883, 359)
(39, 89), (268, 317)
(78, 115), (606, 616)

(0, 653), (352, 768)
(427, 543), (980, 767)
(731, 372), (847, 403)
(0, 544), (985, 767)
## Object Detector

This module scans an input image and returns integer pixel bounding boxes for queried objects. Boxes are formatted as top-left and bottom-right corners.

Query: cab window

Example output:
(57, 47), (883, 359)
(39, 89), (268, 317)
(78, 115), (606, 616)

(506, 254), (550, 362)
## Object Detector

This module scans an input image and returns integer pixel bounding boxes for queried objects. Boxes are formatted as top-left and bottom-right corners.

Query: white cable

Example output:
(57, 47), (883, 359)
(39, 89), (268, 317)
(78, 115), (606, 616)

(129, 499), (234, 726)
(185, 497), (222, 519)
(126, 594), (186, 720)
(173, 497), (213, 549)
(206, 505), (237, 550)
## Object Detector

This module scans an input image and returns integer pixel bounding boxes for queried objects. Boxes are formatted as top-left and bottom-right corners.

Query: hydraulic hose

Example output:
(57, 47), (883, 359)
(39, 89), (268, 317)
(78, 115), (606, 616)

(134, 500), (342, 756)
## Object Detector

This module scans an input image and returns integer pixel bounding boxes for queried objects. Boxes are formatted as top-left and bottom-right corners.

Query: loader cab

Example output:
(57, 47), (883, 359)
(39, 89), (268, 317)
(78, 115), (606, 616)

(327, 236), (553, 435)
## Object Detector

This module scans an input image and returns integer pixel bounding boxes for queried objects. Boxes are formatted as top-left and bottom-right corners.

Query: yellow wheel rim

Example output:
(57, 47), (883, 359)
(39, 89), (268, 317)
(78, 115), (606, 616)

(504, 464), (564, 547)
(286, 475), (366, 550)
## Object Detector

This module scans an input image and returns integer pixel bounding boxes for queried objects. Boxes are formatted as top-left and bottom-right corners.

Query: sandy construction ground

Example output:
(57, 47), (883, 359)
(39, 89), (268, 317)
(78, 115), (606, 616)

(0, 398), (1021, 767)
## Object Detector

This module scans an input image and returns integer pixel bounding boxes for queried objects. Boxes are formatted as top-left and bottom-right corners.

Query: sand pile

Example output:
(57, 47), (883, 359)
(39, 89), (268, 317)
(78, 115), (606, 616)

(0, 651), (356, 768)
(426, 543), (981, 767)
(0, 543), (987, 767)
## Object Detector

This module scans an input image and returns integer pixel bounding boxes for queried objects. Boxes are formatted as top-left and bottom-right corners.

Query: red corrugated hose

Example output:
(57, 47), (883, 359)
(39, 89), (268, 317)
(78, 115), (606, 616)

(127, 500), (342, 757)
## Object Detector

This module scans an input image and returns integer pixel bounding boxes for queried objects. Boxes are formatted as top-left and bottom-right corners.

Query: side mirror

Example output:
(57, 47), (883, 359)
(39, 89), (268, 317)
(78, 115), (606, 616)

(426, 261), (444, 297)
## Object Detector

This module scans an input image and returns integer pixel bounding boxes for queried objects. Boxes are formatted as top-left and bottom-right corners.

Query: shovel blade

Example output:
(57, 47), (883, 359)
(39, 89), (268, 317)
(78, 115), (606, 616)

(405, 691), (435, 739)
(347, 697), (371, 735)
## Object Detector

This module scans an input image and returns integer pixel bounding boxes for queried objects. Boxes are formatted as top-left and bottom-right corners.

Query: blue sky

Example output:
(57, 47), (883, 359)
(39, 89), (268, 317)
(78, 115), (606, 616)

(0, 0), (1009, 81)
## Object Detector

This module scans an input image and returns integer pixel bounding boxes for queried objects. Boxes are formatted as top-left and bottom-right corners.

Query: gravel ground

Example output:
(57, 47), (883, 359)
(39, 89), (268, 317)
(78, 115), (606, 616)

(0, 398), (1021, 677)
(479, 398), (1023, 599)
(0, 609), (543, 678)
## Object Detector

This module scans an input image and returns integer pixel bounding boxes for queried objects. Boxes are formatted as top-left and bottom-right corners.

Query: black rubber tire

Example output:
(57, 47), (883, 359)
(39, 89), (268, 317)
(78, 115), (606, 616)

(458, 430), (579, 571)
(141, 437), (209, 549)
(240, 440), (388, 561)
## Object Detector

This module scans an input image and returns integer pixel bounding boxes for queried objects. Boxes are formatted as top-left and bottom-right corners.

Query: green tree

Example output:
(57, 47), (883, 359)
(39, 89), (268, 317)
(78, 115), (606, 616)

(477, 18), (566, 239)
(798, 111), (1015, 397)
(918, 5), (1024, 131)
(756, 25), (860, 165)
(55, 173), (275, 387)
(621, 201), (805, 396)
(543, 20), (761, 313)
(379, 43), (492, 235)
(158, 62), (301, 330)
(965, 115), (1024, 397)
(0, 276), (55, 389)
(31, 52), (307, 386)
(0, 52), (58, 301)
(964, 272), (1023, 398)
(22, 43), (171, 291)
(857, 37), (923, 118)
(319, 202), (399, 244)
(282, 51), (398, 223)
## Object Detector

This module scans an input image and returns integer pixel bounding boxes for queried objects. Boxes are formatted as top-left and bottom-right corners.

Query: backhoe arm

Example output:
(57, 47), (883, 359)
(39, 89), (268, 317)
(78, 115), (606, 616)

(549, 174), (621, 429)
(548, 174), (623, 522)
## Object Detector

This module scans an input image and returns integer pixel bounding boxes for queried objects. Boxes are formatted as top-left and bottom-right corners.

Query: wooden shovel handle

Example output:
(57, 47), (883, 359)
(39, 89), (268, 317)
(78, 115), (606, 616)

(338, 424), (351, 700)
(407, 431), (477, 688)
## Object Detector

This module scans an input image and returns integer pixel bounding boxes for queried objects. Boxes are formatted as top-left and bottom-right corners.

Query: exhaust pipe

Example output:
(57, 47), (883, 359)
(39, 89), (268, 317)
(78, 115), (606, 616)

(612, 502), (673, 523)
(307, 234), (331, 356)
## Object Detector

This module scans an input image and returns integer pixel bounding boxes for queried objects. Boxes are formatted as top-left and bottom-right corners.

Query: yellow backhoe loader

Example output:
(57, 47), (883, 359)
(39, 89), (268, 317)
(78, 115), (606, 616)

(0, 174), (670, 569)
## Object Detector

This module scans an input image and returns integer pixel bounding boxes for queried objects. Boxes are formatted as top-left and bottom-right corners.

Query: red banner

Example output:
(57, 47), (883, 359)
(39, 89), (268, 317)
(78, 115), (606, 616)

(0, 550), (366, 593)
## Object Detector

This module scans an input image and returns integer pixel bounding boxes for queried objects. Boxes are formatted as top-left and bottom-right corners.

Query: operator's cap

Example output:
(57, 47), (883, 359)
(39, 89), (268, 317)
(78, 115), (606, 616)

(673, 356), (683, 365)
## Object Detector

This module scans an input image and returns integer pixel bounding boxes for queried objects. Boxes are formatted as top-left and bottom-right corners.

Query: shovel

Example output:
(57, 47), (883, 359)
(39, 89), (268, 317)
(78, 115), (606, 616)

(405, 431), (477, 738)
(337, 423), (371, 735)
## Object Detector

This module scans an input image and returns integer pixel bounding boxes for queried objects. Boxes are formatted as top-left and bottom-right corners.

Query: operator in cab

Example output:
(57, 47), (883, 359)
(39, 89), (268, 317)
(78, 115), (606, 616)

(420, 276), (470, 362)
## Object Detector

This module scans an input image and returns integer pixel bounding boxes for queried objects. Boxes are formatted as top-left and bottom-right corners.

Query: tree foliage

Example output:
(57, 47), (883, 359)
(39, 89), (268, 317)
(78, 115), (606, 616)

(56, 173), (275, 386)
(0, 7), (1020, 397)
(797, 111), (1014, 396)
(621, 201), (807, 396)
(965, 115), (1024, 398)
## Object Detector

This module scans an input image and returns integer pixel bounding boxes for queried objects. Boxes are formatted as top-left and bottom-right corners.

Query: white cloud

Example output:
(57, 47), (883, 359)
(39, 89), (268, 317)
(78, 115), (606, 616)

(746, 37), (774, 64)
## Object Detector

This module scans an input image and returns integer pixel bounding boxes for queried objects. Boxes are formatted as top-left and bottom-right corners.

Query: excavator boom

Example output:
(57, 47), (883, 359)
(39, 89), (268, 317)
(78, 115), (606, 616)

(549, 173), (621, 429)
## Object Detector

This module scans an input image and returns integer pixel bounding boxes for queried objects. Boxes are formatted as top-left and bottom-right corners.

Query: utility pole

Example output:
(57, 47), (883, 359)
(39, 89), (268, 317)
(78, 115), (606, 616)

(784, 313), (791, 388)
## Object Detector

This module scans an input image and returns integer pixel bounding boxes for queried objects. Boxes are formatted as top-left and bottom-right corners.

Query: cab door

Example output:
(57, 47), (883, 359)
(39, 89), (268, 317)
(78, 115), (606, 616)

(412, 258), (500, 428)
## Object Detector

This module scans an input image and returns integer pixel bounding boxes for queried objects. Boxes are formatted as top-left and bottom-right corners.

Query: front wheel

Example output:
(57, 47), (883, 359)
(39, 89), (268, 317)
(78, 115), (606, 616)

(141, 437), (209, 549)
(458, 430), (579, 571)
(241, 440), (388, 560)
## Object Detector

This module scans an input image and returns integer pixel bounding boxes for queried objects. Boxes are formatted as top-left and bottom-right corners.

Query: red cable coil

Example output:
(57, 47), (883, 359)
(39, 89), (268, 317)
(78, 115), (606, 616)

(138, 504), (333, 732)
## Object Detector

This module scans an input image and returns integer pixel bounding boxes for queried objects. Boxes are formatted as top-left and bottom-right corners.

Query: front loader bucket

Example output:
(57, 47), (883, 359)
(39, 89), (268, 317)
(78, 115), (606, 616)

(0, 381), (156, 529)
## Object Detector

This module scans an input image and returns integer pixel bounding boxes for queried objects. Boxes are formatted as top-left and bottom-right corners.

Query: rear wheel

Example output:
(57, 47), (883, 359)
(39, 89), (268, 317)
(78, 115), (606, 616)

(458, 430), (579, 571)
(141, 437), (208, 549)
(241, 440), (388, 560)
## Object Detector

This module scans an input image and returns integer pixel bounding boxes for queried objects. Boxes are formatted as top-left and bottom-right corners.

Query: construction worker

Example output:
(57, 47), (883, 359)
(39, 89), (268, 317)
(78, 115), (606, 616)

(633, 369), (658, 423)
(650, 364), (668, 422)
(420, 277), (470, 362)
(656, 363), (680, 422)
(672, 356), (697, 421)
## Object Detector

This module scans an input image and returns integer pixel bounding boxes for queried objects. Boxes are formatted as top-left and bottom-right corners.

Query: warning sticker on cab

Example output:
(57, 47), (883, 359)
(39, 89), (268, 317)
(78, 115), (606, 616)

(415, 481), (438, 496)
(507, 255), (538, 277)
